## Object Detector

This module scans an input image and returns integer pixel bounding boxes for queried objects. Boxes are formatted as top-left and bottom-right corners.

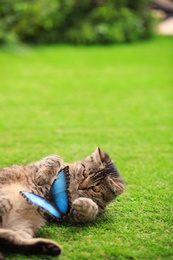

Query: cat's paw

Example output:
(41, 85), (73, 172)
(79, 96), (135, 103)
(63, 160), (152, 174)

(72, 197), (98, 222)
(30, 238), (62, 256)
(0, 231), (61, 256)
(35, 174), (47, 186)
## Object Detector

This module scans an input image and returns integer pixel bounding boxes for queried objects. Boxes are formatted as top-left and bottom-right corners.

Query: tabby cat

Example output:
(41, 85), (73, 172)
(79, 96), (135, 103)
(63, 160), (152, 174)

(0, 147), (124, 258)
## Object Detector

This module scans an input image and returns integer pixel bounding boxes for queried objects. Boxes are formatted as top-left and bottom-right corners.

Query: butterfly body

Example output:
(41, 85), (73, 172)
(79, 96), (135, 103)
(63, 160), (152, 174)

(20, 167), (70, 218)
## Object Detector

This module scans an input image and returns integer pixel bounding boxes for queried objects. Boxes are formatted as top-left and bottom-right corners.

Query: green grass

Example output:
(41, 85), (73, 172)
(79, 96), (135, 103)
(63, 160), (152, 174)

(0, 36), (172, 260)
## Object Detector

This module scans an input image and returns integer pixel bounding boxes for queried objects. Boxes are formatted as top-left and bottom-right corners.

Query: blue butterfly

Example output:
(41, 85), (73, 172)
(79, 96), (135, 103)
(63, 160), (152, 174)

(20, 167), (70, 219)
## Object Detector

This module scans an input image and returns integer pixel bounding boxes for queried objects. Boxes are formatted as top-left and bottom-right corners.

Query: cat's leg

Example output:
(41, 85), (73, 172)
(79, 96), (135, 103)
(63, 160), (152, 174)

(70, 197), (99, 222)
(31, 155), (65, 185)
(0, 252), (4, 260)
(0, 228), (61, 256)
(0, 186), (62, 256)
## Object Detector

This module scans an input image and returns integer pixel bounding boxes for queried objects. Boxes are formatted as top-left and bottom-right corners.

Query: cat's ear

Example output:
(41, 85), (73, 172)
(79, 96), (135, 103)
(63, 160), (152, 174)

(106, 176), (125, 196)
(93, 147), (111, 165)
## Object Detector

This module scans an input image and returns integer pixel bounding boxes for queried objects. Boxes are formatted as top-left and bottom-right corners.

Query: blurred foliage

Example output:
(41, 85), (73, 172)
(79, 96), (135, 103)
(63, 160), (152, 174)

(0, 0), (154, 45)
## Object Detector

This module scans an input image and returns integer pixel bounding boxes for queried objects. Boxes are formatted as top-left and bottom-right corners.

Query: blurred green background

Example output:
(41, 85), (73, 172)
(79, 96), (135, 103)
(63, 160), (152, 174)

(0, 0), (173, 259)
(0, 0), (153, 45)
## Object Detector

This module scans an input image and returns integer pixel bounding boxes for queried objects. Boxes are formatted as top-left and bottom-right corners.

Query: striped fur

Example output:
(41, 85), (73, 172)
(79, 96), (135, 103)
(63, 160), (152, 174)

(0, 148), (124, 258)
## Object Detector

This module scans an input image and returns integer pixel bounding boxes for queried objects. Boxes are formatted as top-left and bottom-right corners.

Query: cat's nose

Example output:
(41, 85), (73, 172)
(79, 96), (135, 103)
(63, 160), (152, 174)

(78, 182), (86, 190)
(79, 177), (90, 189)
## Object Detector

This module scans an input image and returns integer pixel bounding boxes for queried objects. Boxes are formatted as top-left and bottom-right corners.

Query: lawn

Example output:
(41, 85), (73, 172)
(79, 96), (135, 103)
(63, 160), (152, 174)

(0, 36), (172, 260)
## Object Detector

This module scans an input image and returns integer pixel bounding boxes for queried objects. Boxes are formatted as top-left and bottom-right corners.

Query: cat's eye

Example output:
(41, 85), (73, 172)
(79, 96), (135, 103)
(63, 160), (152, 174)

(92, 186), (100, 193)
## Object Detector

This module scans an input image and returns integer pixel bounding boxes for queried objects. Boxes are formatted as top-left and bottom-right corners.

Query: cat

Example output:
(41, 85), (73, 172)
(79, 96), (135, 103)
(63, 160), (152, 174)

(0, 147), (125, 258)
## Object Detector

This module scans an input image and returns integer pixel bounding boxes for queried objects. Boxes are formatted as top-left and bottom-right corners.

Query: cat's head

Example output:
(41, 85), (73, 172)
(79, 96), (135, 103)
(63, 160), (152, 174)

(72, 148), (125, 212)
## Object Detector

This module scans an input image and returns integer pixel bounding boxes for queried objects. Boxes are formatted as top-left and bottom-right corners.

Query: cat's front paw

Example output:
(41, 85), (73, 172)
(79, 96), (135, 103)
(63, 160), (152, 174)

(72, 197), (98, 222)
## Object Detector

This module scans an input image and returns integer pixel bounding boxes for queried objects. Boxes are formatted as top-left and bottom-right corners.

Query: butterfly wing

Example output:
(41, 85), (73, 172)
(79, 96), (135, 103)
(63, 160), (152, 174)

(20, 191), (61, 218)
(53, 190), (68, 214)
(49, 166), (70, 215)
